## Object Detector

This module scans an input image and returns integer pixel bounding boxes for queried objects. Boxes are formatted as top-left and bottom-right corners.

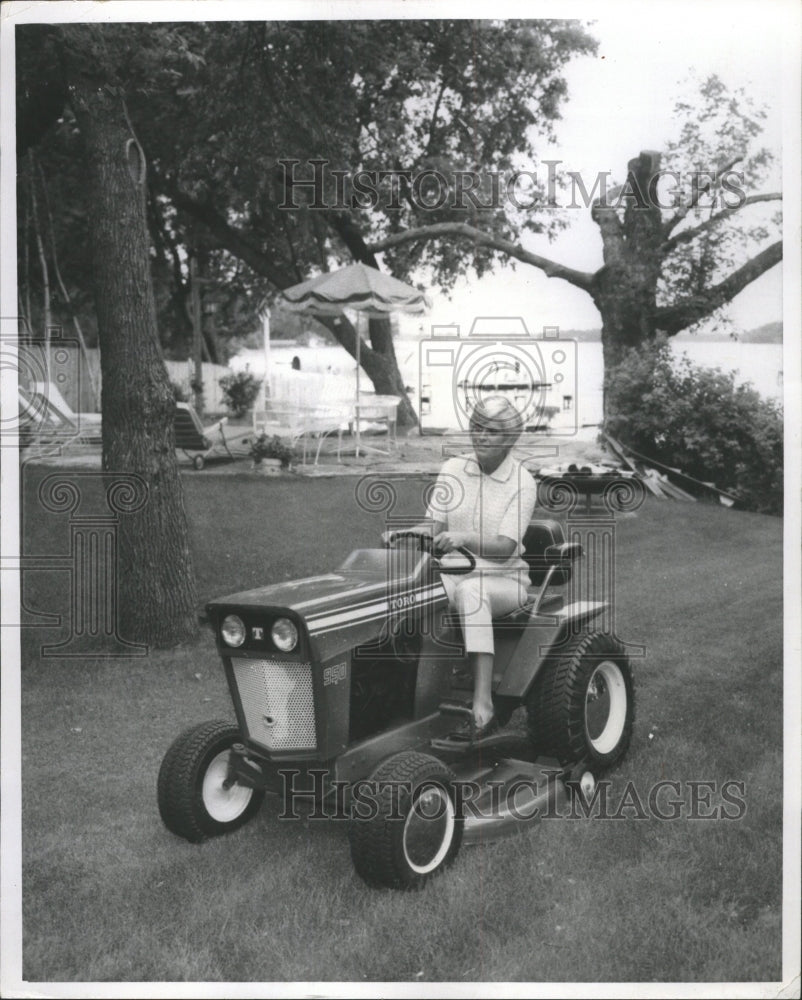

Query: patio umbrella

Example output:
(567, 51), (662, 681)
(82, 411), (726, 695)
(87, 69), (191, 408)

(280, 261), (431, 318)
(279, 263), (432, 454)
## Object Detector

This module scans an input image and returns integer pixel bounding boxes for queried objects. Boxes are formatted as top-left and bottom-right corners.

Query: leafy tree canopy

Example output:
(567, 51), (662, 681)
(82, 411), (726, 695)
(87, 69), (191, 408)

(17, 19), (597, 358)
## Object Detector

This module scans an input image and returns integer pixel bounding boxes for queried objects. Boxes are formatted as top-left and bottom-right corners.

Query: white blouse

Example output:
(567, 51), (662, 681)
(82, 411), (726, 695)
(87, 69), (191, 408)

(425, 453), (537, 576)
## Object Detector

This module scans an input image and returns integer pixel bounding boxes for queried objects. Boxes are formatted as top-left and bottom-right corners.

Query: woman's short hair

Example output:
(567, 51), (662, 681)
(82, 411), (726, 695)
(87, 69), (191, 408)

(469, 395), (524, 442)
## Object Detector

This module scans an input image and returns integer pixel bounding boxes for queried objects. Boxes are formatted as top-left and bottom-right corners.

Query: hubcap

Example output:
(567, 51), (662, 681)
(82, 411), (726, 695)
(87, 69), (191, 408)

(402, 784), (455, 875)
(202, 749), (253, 823)
(585, 660), (628, 755)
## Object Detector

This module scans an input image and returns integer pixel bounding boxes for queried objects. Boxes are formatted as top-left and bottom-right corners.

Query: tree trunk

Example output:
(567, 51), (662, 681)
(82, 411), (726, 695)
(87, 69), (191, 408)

(591, 152), (664, 403)
(365, 316), (416, 427)
(318, 313), (418, 428)
(28, 150), (53, 383)
(594, 267), (657, 373)
(70, 79), (198, 646)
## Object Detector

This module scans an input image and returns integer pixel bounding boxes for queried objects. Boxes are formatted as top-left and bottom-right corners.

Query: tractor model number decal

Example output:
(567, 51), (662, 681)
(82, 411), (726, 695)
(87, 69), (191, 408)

(323, 661), (347, 686)
(390, 592), (417, 611)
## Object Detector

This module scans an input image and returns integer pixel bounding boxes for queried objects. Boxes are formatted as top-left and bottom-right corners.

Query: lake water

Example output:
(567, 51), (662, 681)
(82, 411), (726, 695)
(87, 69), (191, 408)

(233, 337), (783, 431)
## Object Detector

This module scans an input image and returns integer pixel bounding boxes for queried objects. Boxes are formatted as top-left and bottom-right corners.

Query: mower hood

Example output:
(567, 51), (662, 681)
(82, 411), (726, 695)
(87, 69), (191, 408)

(206, 549), (448, 658)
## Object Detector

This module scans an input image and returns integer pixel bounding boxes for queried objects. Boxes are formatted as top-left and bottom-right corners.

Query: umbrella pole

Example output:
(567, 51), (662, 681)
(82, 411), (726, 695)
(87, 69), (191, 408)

(355, 313), (361, 457)
(261, 309), (271, 413)
(353, 312), (394, 460)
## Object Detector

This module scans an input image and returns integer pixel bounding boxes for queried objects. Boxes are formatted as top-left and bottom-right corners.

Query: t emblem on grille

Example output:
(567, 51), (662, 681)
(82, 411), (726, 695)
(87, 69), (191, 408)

(252, 627), (264, 640)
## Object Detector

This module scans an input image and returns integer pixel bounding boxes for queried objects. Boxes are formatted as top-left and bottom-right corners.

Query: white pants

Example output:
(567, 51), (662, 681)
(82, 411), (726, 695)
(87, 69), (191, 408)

(441, 572), (529, 654)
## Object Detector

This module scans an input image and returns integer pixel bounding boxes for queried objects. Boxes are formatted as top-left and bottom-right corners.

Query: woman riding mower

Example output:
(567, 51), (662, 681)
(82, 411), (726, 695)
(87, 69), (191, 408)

(383, 395), (537, 741)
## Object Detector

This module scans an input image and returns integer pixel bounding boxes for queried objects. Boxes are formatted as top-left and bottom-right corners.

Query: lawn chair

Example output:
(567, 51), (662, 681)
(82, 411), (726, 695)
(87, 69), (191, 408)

(351, 394), (401, 457)
(32, 381), (102, 444)
(18, 385), (87, 456)
(174, 402), (233, 470)
(252, 401), (352, 466)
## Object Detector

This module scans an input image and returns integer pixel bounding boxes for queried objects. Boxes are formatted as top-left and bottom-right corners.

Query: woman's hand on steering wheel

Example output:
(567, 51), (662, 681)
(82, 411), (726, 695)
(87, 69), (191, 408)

(381, 529), (475, 573)
(381, 528), (431, 550)
(432, 532), (476, 574)
(433, 531), (470, 554)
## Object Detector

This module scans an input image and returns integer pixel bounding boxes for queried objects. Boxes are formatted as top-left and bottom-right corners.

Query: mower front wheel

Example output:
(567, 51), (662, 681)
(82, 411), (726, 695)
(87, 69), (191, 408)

(158, 720), (264, 842)
(348, 751), (463, 890)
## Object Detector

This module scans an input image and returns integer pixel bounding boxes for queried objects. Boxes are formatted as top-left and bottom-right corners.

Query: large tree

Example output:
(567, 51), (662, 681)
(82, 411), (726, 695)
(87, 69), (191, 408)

(102, 20), (598, 426)
(365, 75), (782, 379)
(142, 21), (594, 423)
(18, 20), (598, 425)
(19, 25), (200, 646)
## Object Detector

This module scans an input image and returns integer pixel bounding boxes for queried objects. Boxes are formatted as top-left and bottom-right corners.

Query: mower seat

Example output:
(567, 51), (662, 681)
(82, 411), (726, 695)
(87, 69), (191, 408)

(521, 519), (575, 587)
(493, 520), (581, 626)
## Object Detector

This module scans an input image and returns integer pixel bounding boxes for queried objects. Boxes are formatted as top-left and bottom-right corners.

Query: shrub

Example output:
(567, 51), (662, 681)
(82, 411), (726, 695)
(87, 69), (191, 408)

(219, 371), (261, 418)
(170, 380), (190, 403)
(604, 337), (783, 515)
(249, 434), (296, 468)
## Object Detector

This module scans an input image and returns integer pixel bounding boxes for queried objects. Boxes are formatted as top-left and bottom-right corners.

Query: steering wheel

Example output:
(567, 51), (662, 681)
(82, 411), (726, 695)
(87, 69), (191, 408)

(387, 530), (476, 575)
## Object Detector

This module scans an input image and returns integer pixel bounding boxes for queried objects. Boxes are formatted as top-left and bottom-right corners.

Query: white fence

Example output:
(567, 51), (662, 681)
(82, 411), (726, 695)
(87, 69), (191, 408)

(19, 342), (390, 420)
(18, 343), (233, 415)
(266, 369), (355, 410)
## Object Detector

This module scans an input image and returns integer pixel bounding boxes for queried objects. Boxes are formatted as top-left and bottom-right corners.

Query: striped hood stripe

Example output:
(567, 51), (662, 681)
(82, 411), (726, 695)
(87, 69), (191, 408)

(306, 583), (446, 634)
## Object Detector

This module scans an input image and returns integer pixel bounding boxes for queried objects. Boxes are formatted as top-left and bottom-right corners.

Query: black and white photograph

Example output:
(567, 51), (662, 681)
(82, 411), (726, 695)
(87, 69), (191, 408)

(1, 0), (800, 996)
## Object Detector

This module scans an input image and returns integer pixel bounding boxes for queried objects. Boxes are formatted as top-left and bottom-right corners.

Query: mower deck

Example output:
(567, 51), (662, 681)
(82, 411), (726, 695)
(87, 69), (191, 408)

(441, 736), (568, 845)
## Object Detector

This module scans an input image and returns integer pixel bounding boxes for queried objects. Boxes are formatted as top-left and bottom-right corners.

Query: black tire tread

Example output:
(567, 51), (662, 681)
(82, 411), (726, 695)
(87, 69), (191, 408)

(526, 631), (634, 767)
(157, 720), (264, 842)
(349, 750), (462, 890)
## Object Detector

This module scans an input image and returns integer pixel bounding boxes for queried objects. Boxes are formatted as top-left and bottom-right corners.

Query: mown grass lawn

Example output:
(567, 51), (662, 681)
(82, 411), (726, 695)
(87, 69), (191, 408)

(18, 467), (784, 984)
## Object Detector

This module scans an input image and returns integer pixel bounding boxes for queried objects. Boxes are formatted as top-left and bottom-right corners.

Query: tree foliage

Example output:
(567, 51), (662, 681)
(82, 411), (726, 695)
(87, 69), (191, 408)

(653, 74), (780, 337)
(219, 370), (262, 418)
(369, 74), (782, 377)
(16, 20), (597, 424)
(604, 338), (783, 516)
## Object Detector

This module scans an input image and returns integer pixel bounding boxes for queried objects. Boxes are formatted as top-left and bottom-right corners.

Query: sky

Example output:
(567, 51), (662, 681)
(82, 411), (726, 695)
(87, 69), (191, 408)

(393, 3), (786, 337)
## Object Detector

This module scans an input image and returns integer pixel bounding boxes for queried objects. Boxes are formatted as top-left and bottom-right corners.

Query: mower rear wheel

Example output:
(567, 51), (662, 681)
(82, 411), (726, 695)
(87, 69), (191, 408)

(158, 720), (264, 842)
(526, 631), (634, 769)
(348, 751), (463, 890)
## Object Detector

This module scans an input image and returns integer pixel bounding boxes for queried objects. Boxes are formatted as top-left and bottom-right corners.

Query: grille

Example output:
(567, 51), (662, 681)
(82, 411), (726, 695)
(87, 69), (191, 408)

(232, 659), (316, 751)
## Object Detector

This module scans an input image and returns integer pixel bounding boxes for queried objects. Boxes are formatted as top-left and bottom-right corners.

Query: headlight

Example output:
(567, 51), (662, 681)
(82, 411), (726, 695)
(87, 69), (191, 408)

(221, 614), (246, 647)
(271, 617), (299, 652)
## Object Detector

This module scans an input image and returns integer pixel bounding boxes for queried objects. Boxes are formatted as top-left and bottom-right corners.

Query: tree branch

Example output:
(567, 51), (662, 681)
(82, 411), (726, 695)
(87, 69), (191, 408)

(653, 240), (782, 335)
(324, 211), (380, 267)
(661, 153), (743, 237)
(426, 77), (448, 155)
(661, 192), (782, 254)
(367, 222), (597, 292)
(156, 175), (296, 288)
(590, 202), (625, 259)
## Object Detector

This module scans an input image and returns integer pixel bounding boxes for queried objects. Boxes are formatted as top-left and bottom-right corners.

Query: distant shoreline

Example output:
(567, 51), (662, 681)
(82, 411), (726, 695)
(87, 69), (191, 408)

(551, 321), (783, 345)
(269, 321), (783, 347)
